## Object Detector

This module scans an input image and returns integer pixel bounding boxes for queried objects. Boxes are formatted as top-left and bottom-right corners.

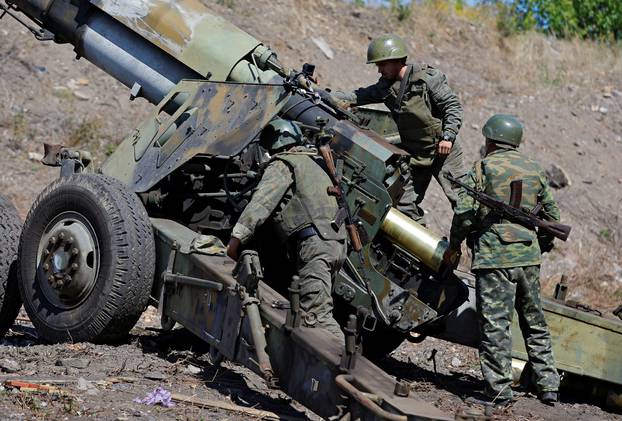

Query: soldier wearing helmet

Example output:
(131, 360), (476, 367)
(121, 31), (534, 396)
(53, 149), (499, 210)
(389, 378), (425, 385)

(444, 114), (561, 407)
(227, 118), (347, 343)
(335, 34), (466, 225)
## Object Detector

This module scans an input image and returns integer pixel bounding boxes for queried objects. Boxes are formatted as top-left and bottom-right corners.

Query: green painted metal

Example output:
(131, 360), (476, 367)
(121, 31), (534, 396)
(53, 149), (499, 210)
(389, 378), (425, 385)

(512, 299), (622, 385)
(90, 0), (277, 82)
(101, 79), (289, 192)
(150, 217), (451, 420)
(437, 273), (622, 389)
(354, 105), (400, 140)
(329, 121), (439, 332)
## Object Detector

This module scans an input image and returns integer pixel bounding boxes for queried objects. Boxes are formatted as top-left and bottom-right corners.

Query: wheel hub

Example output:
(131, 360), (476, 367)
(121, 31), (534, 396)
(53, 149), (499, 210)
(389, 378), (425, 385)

(37, 213), (100, 308)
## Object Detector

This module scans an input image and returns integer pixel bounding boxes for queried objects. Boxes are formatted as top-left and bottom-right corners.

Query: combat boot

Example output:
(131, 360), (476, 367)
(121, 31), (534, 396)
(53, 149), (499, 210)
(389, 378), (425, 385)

(539, 391), (558, 405)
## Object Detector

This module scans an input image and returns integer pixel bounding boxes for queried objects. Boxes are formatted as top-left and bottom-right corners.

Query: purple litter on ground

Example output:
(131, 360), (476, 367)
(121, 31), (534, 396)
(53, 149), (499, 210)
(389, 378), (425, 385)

(134, 386), (176, 408)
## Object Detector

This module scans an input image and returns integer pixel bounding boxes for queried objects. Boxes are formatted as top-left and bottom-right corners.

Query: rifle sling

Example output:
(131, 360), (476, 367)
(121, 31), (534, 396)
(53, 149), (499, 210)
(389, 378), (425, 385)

(391, 64), (413, 121)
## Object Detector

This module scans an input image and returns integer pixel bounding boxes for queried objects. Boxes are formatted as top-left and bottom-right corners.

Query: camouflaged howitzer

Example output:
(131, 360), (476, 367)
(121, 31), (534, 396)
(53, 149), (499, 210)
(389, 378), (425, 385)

(3, 0), (622, 416)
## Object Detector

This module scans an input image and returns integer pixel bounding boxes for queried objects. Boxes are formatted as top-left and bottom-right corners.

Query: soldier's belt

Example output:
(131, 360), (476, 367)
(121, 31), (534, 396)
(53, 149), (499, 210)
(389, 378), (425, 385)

(290, 226), (317, 242)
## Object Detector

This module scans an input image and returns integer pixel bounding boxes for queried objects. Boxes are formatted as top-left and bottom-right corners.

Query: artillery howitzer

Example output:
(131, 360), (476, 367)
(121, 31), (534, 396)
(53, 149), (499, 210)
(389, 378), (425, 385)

(2, 0), (621, 417)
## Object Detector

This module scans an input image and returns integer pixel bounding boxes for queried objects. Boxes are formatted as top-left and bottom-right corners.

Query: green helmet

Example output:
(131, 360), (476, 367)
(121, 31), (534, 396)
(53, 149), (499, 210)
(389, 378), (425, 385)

(260, 119), (303, 152)
(366, 34), (408, 64)
(482, 114), (523, 147)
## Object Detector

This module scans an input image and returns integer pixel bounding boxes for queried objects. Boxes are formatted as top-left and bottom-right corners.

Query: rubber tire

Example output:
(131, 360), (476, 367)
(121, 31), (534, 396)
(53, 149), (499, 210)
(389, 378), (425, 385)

(0, 195), (22, 338)
(18, 174), (155, 343)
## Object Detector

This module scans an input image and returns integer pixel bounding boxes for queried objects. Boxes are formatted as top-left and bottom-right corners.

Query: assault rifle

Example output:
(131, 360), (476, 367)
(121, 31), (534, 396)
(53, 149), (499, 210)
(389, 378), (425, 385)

(313, 117), (391, 325)
(314, 118), (362, 252)
(446, 174), (571, 241)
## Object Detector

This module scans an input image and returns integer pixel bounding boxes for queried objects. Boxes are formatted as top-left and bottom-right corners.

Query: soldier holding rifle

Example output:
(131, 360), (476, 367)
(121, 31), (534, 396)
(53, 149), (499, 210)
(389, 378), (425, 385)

(444, 114), (567, 407)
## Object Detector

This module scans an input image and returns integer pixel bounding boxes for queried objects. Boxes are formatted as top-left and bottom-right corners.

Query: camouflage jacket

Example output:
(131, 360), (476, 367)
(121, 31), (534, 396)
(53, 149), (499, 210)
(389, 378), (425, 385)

(336, 64), (463, 165)
(231, 148), (345, 244)
(448, 148), (560, 270)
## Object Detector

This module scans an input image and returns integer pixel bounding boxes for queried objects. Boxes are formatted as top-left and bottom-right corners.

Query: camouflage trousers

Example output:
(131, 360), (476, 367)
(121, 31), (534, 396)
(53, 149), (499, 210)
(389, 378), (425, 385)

(295, 235), (347, 343)
(397, 140), (466, 225)
(475, 265), (560, 400)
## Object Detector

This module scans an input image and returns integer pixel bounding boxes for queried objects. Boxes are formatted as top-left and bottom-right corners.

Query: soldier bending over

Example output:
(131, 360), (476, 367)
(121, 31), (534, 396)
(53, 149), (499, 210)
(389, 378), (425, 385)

(335, 34), (466, 224)
(227, 119), (347, 343)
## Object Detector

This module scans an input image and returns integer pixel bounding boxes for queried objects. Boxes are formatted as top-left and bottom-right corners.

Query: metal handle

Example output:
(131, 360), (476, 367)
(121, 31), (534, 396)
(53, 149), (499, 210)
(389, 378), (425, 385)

(335, 374), (407, 421)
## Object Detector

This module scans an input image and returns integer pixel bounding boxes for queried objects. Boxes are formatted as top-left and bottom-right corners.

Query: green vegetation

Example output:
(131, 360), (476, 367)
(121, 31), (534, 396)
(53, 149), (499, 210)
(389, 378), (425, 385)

(488, 0), (622, 40)
(361, 1), (621, 40)
(390, 0), (412, 21)
(598, 228), (612, 241)
(11, 111), (28, 140)
(66, 118), (103, 148)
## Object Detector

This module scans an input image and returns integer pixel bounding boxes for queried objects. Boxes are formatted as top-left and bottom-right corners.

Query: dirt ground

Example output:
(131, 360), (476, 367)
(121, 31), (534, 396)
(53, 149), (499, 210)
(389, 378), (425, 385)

(0, 307), (619, 421)
(1, 0), (622, 420)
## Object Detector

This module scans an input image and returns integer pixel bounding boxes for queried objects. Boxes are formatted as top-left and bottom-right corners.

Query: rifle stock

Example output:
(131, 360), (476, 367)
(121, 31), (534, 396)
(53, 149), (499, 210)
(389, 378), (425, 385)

(318, 144), (363, 252)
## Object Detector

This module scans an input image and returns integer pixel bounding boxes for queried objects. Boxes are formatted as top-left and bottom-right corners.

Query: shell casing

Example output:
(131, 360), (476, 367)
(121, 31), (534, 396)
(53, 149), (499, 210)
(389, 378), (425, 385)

(380, 208), (448, 273)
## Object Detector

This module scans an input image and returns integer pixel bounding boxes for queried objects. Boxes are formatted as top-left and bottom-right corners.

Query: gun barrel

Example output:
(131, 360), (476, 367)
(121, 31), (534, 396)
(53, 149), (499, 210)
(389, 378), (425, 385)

(9, 0), (280, 104)
(380, 208), (448, 273)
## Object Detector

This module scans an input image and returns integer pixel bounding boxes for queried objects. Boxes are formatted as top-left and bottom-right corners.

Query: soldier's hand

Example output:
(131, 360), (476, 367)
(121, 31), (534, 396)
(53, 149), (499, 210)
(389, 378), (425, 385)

(227, 237), (241, 261)
(442, 247), (460, 266)
(437, 140), (453, 156)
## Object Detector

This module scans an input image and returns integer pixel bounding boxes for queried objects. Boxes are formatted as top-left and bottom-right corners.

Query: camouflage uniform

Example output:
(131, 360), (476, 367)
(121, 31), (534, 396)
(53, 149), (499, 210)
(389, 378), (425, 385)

(336, 64), (466, 224)
(448, 147), (560, 400)
(231, 148), (347, 342)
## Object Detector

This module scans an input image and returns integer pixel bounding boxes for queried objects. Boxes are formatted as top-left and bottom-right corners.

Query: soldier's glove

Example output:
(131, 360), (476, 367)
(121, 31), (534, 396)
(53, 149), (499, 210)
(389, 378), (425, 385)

(442, 130), (457, 144)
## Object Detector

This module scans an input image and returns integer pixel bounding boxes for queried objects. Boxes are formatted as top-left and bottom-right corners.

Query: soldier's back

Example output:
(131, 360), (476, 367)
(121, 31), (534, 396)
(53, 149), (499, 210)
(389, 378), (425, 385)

(472, 149), (545, 270)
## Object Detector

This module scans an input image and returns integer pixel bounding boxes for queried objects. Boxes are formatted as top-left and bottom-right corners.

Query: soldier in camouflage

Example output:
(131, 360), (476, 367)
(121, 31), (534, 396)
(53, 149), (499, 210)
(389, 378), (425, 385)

(227, 119), (347, 343)
(335, 34), (466, 224)
(444, 114), (560, 406)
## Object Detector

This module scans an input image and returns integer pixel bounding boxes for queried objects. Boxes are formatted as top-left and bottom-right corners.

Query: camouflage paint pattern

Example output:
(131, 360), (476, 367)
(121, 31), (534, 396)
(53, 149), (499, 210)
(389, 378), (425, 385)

(91, 0), (277, 82)
(328, 122), (440, 332)
(449, 148), (560, 270)
(436, 270), (622, 398)
(102, 80), (290, 192)
(152, 217), (452, 420)
(476, 266), (560, 398)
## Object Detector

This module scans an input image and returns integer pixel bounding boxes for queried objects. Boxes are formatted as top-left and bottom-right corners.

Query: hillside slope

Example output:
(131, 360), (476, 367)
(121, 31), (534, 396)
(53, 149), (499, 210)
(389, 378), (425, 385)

(0, 0), (621, 309)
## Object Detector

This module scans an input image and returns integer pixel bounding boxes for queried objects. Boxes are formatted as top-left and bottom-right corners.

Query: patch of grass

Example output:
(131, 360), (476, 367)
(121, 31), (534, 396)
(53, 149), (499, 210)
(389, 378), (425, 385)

(66, 118), (103, 148)
(11, 111), (28, 139)
(394, 3), (412, 22)
(539, 63), (566, 86)
(104, 142), (116, 156)
(598, 228), (612, 241)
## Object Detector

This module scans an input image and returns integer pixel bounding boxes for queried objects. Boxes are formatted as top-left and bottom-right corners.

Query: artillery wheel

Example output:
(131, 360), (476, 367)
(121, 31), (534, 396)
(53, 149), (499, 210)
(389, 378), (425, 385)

(0, 195), (22, 338)
(18, 174), (155, 343)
